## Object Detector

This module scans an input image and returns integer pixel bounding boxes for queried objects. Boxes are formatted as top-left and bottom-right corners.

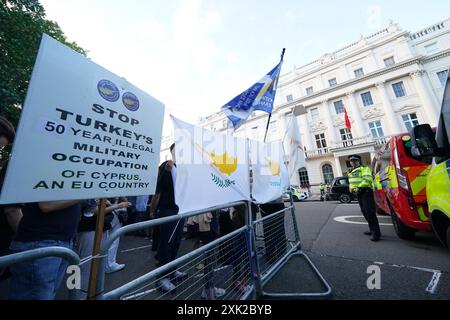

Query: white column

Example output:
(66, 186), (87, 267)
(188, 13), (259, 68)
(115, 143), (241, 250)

(299, 113), (314, 151)
(410, 70), (440, 127)
(376, 82), (400, 135)
(345, 92), (365, 138)
(335, 157), (343, 177)
(321, 100), (338, 145)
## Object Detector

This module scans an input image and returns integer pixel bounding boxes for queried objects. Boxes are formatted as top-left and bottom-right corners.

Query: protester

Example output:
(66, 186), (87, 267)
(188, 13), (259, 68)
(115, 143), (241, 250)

(8, 199), (83, 300)
(187, 212), (226, 299)
(150, 143), (187, 293)
(128, 195), (150, 237)
(76, 199), (130, 299)
(217, 205), (251, 294)
(106, 197), (131, 273)
(76, 199), (108, 300)
(0, 117), (22, 281)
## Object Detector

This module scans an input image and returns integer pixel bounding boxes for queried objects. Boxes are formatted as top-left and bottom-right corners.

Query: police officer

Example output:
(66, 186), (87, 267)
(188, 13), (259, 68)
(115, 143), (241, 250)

(319, 183), (326, 201)
(348, 155), (381, 242)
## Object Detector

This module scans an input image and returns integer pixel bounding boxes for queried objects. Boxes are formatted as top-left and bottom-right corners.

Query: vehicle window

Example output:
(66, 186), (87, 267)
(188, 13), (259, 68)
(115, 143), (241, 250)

(380, 144), (390, 164)
(436, 105), (450, 164)
(335, 178), (348, 186)
(375, 161), (382, 174)
(402, 135), (433, 164)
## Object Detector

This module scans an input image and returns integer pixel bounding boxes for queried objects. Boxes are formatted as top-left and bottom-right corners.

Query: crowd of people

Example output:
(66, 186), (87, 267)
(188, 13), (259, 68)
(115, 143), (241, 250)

(0, 116), (288, 300)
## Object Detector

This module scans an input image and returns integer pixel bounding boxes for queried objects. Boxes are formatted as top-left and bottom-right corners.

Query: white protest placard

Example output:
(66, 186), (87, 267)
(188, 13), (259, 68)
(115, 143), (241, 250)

(0, 34), (165, 204)
(172, 116), (250, 214)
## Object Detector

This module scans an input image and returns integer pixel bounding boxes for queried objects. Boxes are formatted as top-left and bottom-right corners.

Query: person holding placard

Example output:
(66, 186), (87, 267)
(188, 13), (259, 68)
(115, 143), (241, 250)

(150, 143), (187, 293)
(8, 198), (83, 300)
(0, 117), (22, 281)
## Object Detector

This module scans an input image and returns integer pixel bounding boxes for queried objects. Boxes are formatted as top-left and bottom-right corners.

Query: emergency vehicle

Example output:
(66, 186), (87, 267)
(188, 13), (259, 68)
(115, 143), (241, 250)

(410, 71), (450, 249)
(372, 132), (433, 240)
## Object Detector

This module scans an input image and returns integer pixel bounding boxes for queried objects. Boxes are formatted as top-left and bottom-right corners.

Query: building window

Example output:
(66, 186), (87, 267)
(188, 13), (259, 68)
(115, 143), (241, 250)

(339, 128), (353, 146)
(333, 100), (345, 114)
(306, 86), (314, 96)
(368, 121), (385, 138)
(437, 70), (449, 86)
(322, 164), (335, 185)
(361, 92), (374, 107)
(315, 133), (327, 150)
(384, 56), (395, 67)
(299, 167), (310, 187)
(354, 68), (364, 78)
(328, 78), (337, 87)
(402, 113), (420, 132)
(310, 108), (320, 122)
(286, 94), (293, 102)
(392, 81), (406, 98)
(424, 42), (439, 54)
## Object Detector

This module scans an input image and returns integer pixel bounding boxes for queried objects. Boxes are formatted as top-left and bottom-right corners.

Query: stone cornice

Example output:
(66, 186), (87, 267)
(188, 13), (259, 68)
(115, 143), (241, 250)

(422, 48), (450, 63)
(280, 30), (410, 87)
(277, 56), (424, 112)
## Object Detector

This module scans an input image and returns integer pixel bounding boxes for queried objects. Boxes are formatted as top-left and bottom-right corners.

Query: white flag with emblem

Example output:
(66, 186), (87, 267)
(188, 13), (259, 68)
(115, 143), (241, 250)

(284, 114), (306, 179)
(251, 140), (289, 204)
(172, 116), (250, 214)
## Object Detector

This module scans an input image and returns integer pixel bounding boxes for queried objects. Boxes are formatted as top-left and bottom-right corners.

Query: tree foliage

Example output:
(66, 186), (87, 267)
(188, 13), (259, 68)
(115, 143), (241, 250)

(0, 0), (87, 128)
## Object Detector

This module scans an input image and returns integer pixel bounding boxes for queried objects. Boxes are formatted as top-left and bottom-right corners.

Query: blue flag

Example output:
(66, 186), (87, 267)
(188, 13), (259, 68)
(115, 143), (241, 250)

(221, 61), (283, 129)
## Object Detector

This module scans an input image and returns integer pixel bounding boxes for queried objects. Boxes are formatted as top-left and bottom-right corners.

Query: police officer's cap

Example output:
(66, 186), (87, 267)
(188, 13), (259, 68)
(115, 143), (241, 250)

(348, 155), (362, 162)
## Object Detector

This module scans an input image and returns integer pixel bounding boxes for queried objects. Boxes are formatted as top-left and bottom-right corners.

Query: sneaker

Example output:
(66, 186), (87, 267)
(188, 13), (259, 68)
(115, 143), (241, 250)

(172, 270), (188, 280)
(364, 231), (372, 236)
(201, 287), (226, 299)
(106, 263), (125, 274)
(157, 278), (176, 293)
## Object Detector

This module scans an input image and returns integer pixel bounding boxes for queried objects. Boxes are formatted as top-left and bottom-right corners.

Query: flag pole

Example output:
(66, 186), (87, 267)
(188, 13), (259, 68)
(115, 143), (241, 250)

(87, 198), (107, 300)
(263, 48), (285, 142)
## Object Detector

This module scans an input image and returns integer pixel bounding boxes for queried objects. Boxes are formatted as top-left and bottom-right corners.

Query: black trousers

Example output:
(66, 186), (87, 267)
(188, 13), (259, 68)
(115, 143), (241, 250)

(357, 190), (381, 237)
(156, 208), (184, 278)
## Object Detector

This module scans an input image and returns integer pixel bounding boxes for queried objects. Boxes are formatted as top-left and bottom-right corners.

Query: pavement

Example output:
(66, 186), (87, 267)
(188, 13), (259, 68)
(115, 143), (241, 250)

(0, 201), (449, 300)
(265, 201), (450, 299)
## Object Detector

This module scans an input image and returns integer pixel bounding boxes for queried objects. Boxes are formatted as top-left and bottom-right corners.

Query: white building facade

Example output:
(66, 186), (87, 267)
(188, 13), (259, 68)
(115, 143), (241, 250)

(161, 19), (450, 192)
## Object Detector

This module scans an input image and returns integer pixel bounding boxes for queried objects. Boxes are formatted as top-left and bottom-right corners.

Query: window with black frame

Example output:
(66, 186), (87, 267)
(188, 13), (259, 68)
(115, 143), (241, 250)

(322, 164), (335, 185)
(298, 167), (310, 187)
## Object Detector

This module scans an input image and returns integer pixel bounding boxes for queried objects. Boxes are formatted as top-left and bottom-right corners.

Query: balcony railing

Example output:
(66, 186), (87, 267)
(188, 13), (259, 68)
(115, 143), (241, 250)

(305, 148), (331, 158)
(305, 134), (393, 158)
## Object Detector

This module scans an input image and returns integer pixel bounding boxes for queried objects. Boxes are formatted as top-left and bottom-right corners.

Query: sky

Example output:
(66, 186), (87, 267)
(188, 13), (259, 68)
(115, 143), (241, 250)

(40, 0), (450, 136)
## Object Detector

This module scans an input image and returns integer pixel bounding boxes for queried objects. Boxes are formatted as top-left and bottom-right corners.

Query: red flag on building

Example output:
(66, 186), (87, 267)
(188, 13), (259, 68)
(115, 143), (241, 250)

(344, 108), (351, 130)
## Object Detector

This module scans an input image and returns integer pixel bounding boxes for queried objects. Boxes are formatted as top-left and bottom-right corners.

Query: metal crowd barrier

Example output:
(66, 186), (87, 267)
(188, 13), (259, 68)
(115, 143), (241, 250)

(93, 201), (255, 300)
(91, 196), (331, 300)
(250, 195), (332, 299)
(0, 246), (81, 300)
(0, 196), (331, 300)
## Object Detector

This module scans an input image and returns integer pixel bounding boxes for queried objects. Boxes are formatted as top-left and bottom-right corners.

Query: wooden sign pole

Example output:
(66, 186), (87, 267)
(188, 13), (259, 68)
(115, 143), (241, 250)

(87, 198), (107, 300)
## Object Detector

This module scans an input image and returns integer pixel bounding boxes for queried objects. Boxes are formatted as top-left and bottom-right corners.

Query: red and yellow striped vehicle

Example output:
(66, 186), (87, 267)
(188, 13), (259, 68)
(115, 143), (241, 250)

(372, 130), (435, 240)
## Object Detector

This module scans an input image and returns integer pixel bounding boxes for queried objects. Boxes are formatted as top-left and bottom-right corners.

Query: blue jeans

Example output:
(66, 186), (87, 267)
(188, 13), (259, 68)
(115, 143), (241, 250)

(8, 240), (73, 300)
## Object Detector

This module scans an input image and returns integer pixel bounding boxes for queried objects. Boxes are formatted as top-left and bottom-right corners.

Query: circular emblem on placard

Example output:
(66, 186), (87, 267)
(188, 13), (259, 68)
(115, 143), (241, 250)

(97, 80), (120, 102)
(122, 92), (140, 111)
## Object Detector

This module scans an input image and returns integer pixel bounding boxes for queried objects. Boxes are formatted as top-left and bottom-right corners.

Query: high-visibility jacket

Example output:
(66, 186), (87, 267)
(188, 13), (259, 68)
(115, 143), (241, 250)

(349, 166), (373, 191)
(320, 184), (325, 191)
